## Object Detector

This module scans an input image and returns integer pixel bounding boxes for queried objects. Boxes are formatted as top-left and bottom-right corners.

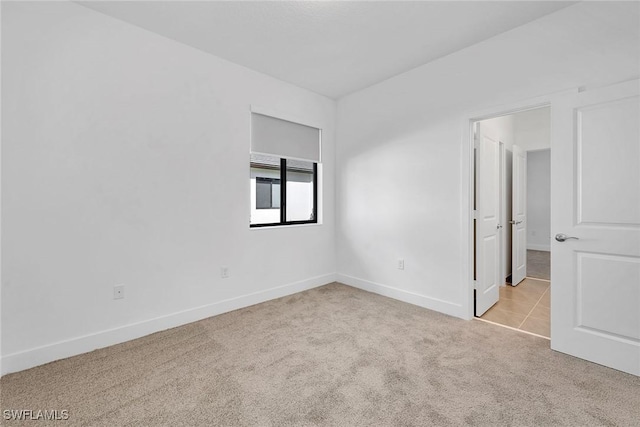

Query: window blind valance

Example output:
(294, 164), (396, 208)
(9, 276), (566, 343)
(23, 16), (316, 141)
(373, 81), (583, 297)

(251, 112), (320, 162)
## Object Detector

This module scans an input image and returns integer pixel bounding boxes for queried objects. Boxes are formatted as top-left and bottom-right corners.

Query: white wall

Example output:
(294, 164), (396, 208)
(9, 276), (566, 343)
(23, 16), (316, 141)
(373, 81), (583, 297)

(336, 1), (639, 319)
(0, 0), (3, 378)
(1, 1), (336, 375)
(514, 107), (551, 151)
(479, 115), (515, 152)
(527, 150), (551, 251)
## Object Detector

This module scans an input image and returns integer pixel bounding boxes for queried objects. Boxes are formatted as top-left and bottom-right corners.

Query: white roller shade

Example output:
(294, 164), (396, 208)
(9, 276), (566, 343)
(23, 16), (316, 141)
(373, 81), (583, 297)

(251, 113), (320, 162)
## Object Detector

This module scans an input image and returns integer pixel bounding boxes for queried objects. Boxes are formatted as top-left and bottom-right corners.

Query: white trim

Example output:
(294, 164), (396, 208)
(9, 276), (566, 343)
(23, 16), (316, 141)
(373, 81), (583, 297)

(337, 274), (465, 319)
(249, 222), (322, 230)
(460, 118), (476, 319)
(499, 141), (506, 291)
(527, 244), (551, 252)
(1, 273), (336, 376)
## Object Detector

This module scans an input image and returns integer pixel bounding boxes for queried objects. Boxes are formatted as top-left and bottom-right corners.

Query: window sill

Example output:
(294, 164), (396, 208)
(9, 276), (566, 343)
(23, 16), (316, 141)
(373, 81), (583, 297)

(249, 222), (321, 230)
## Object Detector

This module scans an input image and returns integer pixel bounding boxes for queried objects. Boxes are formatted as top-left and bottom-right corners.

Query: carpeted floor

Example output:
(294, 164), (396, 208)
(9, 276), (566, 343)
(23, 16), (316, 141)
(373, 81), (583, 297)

(1, 283), (638, 426)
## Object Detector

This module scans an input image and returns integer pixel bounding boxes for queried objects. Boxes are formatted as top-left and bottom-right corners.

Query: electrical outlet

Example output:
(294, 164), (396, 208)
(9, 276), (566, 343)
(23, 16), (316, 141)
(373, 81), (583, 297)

(113, 285), (125, 300)
(397, 259), (405, 270)
(221, 267), (229, 279)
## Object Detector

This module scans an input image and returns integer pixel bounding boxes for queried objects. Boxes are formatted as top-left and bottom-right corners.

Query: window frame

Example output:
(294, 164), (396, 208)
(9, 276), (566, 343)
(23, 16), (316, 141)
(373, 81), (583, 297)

(250, 158), (318, 228)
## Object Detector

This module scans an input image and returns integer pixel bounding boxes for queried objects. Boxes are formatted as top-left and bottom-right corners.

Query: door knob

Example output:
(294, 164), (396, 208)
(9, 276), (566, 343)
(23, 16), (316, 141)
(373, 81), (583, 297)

(555, 233), (579, 242)
(509, 220), (523, 225)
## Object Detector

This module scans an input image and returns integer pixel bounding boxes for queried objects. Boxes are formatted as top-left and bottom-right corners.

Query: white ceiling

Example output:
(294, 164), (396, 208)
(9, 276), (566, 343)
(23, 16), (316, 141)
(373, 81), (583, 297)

(78, 1), (575, 99)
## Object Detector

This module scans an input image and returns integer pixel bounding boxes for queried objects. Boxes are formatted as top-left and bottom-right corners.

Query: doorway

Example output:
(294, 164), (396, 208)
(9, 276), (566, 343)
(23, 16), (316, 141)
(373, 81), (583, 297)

(467, 80), (639, 375)
(473, 107), (551, 338)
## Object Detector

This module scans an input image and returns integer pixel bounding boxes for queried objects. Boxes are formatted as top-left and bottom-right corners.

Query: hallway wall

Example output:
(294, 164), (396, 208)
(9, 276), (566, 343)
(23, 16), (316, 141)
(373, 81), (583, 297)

(527, 150), (552, 251)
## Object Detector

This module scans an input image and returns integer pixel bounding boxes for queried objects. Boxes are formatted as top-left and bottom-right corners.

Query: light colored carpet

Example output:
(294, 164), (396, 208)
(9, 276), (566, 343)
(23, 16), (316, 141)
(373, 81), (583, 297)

(527, 250), (550, 281)
(1, 283), (638, 426)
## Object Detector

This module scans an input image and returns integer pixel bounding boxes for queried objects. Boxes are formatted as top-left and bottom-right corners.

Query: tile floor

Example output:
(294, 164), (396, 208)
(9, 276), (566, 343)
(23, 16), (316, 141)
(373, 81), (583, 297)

(527, 250), (550, 280)
(480, 278), (550, 338)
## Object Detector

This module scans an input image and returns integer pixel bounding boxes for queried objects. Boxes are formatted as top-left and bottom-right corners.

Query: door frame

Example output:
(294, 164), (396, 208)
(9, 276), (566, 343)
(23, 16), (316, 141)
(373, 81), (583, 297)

(461, 89), (575, 320)
(499, 141), (506, 287)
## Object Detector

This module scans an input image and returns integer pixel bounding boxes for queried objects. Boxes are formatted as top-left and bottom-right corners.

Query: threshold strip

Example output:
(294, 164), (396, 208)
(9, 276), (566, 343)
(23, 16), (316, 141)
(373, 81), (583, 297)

(474, 317), (550, 341)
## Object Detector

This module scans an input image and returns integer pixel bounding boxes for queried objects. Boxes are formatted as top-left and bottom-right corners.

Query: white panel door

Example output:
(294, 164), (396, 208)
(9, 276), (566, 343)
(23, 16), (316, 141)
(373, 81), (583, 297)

(511, 145), (527, 286)
(551, 80), (640, 376)
(475, 123), (500, 316)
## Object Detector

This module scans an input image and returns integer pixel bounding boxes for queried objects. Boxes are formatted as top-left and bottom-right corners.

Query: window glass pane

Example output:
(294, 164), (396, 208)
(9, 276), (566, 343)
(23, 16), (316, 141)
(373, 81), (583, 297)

(286, 159), (315, 222)
(251, 154), (281, 225)
(271, 183), (281, 208)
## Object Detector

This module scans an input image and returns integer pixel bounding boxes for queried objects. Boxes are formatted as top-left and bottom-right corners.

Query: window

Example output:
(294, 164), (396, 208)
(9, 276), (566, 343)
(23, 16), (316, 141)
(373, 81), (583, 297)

(250, 112), (320, 227)
(250, 154), (317, 226)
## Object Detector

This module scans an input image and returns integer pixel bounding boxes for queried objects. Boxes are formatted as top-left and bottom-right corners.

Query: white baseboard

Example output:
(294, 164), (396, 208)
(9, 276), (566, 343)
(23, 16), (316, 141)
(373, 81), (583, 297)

(336, 273), (465, 320)
(527, 244), (550, 252)
(1, 273), (335, 376)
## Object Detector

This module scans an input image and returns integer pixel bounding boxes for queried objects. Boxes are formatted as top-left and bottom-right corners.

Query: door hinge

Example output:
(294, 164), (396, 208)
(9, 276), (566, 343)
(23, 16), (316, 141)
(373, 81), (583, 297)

(473, 280), (479, 290)
(473, 210), (478, 219)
